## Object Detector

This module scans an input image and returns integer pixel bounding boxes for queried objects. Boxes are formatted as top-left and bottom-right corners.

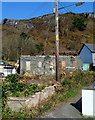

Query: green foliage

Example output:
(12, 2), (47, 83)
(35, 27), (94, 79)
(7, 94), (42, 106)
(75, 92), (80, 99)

(58, 95), (65, 102)
(2, 107), (32, 118)
(58, 70), (95, 102)
(2, 74), (46, 117)
(42, 103), (52, 111)
(2, 74), (45, 98)
(65, 90), (77, 98)
(2, 71), (95, 118)
(6, 74), (20, 83)
(9, 83), (25, 93)
(4, 74), (25, 94)
(35, 43), (44, 53)
(73, 70), (83, 83)
(24, 84), (38, 97)
(58, 90), (77, 102)
(72, 16), (87, 31)
(3, 18), (8, 24)
(61, 78), (71, 85)
(16, 83), (26, 92)
(39, 102), (52, 112)
(20, 32), (29, 39)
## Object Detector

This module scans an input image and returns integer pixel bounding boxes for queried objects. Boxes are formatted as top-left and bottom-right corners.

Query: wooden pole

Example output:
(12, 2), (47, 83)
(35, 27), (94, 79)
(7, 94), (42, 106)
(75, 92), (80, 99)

(55, 0), (59, 81)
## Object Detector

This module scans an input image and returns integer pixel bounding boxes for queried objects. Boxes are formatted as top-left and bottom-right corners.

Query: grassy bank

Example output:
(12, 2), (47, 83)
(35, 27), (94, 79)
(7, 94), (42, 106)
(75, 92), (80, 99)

(2, 70), (95, 118)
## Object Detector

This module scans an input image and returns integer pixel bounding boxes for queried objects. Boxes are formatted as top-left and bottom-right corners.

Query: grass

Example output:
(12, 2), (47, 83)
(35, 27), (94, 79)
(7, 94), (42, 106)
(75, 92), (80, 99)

(39, 102), (52, 113)
(58, 90), (77, 102)
(3, 107), (33, 118)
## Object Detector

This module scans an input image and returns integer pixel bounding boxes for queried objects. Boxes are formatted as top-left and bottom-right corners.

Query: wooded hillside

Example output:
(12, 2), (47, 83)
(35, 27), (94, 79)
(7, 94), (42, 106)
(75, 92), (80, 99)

(2, 12), (95, 60)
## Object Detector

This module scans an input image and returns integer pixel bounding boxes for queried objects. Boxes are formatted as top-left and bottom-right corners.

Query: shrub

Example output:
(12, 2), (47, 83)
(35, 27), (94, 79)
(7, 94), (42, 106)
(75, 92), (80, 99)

(16, 83), (26, 92)
(3, 18), (8, 24)
(72, 16), (87, 31)
(6, 74), (20, 83)
(5, 74), (25, 93)
(73, 70), (83, 83)
(3, 74), (45, 98)
(35, 43), (44, 53)
(61, 78), (71, 85)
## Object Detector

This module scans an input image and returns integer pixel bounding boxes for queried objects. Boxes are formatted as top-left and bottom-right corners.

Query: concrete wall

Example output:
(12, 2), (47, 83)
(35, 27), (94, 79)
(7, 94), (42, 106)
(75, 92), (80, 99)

(20, 55), (82, 75)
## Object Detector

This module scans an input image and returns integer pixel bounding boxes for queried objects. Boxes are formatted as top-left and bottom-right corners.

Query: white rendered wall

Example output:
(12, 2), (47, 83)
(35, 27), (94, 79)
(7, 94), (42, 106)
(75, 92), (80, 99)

(82, 89), (95, 117)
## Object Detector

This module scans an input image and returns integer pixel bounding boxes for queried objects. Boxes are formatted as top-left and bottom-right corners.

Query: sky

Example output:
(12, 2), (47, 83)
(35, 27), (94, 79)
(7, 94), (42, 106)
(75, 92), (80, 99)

(1, 1), (94, 21)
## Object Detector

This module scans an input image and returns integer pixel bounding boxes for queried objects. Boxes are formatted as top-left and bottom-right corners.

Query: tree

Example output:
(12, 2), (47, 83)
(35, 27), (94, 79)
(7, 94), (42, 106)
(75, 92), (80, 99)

(20, 32), (29, 39)
(35, 43), (44, 53)
(72, 16), (87, 31)
(18, 32), (30, 55)
(3, 18), (8, 24)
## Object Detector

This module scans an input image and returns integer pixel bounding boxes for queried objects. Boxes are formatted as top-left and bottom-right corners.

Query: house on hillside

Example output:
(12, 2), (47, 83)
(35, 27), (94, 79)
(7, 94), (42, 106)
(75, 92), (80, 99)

(79, 43), (95, 70)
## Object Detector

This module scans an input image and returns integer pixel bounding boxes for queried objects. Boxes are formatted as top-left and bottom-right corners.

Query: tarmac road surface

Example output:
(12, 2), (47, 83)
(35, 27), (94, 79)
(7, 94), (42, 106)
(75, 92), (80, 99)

(43, 94), (83, 118)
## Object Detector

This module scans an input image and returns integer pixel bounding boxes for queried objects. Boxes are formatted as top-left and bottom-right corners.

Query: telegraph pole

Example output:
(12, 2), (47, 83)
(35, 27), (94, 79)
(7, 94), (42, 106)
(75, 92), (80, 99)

(54, 1), (84, 81)
(55, 0), (59, 81)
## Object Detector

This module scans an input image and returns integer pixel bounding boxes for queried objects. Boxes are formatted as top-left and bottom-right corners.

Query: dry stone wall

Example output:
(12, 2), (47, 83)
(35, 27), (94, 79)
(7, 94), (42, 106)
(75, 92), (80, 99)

(7, 85), (56, 111)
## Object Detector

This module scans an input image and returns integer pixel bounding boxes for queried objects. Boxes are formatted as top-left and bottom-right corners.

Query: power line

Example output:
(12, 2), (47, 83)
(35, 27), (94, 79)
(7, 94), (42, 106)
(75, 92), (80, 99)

(59, 2), (86, 14)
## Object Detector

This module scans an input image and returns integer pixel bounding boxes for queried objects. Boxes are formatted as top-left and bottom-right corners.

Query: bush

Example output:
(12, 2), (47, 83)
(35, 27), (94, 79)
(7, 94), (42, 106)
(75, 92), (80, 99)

(3, 18), (8, 24)
(73, 70), (83, 83)
(35, 43), (44, 53)
(3, 74), (45, 98)
(61, 78), (71, 85)
(6, 74), (20, 83)
(5, 74), (25, 93)
(72, 16), (87, 31)
(16, 83), (26, 92)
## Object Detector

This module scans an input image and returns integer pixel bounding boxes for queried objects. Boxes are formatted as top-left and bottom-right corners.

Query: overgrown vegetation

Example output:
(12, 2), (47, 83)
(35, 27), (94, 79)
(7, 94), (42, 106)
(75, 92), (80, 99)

(2, 71), (95, 118)
(2, 74), (45, 109)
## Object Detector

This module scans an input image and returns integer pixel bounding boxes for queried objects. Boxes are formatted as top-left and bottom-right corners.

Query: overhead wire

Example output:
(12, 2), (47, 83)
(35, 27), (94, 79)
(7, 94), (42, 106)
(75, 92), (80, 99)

(59, 2), (74, 14)
(58, 2), (86, 14)
(30, 1), (86, 55)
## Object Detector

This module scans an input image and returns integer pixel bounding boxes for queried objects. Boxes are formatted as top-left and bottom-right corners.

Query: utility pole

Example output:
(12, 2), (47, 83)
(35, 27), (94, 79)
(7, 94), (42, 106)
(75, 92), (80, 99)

(55, 0), (59, 81)
(54, 1), (84, 81)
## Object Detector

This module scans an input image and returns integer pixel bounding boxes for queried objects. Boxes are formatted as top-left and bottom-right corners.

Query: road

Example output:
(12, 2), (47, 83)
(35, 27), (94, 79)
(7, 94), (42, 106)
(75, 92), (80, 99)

(43, 94), (83, 118)
(43, 82), (95, 118)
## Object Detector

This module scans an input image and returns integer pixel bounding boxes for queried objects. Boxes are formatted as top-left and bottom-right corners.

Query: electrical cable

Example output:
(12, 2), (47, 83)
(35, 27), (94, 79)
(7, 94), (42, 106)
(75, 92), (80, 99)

(59, 2), (86, 14)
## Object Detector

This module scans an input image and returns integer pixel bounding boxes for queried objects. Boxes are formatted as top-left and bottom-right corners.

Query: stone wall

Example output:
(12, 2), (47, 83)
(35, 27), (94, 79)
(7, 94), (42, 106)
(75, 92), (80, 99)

(20, 55), (82, 75)
(7, 85), (56, 111)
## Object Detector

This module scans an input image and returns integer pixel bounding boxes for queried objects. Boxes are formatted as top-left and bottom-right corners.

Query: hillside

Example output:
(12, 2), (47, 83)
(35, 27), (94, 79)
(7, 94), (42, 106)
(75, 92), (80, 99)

(2, 12), (95, 60)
